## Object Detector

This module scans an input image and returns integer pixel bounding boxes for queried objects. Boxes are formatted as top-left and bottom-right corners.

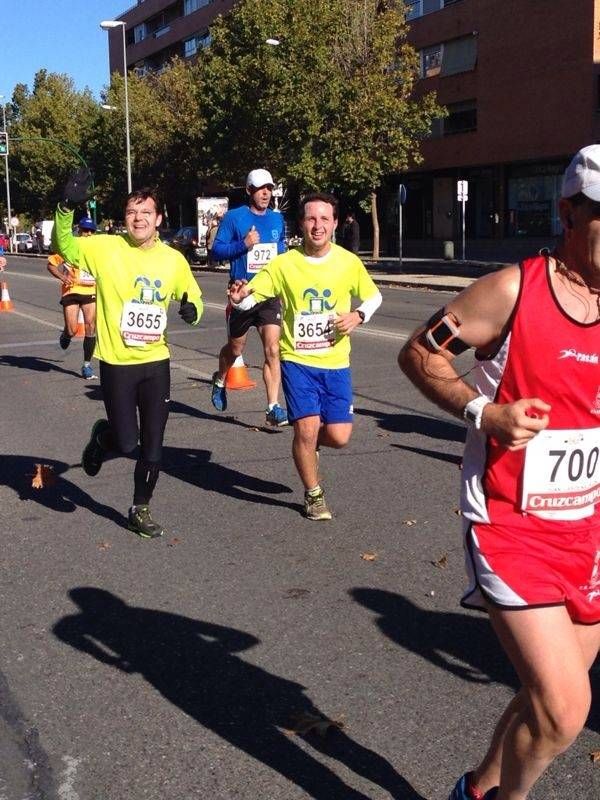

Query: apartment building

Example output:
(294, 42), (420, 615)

(106, 0), (236, 77)
(399, 0), (600, 251)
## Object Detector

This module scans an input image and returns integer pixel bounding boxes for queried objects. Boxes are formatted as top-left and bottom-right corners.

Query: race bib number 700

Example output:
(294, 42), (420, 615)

(521, 427), (600, 520)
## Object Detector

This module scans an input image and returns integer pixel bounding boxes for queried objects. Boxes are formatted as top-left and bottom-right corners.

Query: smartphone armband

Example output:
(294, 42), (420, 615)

(424, 309), (470, 356)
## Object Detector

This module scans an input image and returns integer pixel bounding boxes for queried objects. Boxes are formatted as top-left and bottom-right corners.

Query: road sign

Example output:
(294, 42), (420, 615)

(457, 180), (469, 201)
(398, 183), (407, 205)
(88, 199), (97, 210)
(0, 132), (8, 157)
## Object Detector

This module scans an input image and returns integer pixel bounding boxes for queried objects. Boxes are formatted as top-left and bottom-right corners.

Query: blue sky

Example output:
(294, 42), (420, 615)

(2, 1), (130, 102)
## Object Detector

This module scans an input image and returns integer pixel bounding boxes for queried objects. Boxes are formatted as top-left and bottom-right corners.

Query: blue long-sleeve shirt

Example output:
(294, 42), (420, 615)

(211, 205), (286, 281)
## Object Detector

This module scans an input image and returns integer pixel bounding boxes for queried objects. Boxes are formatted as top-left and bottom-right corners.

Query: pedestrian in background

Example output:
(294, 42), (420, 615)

(341, 211), (360, 254)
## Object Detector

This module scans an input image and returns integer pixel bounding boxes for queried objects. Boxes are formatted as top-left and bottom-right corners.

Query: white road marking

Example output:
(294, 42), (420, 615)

(171, 362), (213, 380)
(8, 310), (62, 329)
(58, 755), (81, 800)
(0, 339), (58, 349)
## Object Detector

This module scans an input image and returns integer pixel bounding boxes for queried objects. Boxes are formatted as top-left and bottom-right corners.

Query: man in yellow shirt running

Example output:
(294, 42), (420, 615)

(229, 192), (382, 520)
(53, 178), (203, 538)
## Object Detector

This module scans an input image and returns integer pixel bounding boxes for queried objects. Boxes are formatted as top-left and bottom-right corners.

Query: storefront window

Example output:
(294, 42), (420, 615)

(507, 169), (563, 237)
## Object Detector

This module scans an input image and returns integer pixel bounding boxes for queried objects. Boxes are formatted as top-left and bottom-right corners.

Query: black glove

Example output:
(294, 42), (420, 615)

(62, 167), (94, 207)
(178, 292), (197, 324)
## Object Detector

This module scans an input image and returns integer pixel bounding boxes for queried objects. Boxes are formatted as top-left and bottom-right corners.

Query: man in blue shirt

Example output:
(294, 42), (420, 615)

(210, 169), (288, 426)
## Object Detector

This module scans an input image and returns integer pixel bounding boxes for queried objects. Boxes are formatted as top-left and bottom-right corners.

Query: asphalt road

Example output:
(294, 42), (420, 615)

(0, 255), (598, 800)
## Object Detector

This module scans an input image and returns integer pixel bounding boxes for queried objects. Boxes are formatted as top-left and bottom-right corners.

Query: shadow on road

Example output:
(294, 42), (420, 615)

(390, 443), (462, 467)
(0, 455), (126, 526)
(354, 409), (466, 444)
(161, 445), (301, 513)
(0, 354), (79, 378)
(53, 588), (427, 800)
(351, 589), (600, 734)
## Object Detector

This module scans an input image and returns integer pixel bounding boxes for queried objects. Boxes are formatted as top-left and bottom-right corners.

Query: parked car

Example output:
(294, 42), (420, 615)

(158, 227), (177, 244)
(169, 226), (207, 265)
(15, 233), (34, 252)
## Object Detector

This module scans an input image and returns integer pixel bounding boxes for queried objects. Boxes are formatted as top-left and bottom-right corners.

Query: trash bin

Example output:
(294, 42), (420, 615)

(443, 240), (454, 261)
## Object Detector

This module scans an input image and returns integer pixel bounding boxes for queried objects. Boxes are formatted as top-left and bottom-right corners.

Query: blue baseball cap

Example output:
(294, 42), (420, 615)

(78, 217), (96, 232)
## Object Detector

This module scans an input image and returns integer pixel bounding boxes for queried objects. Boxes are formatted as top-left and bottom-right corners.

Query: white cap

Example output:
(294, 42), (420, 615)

(562, 144), (600, 201)
(246, 169), (274, 189)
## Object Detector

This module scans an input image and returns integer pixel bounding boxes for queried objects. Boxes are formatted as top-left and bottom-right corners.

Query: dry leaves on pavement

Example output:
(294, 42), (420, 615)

(360, 552), (378, 561)
(403, 519), (417, 526)
(31, 464), (56, 489)
(431, 554), (448, 569)
(285, 712), (345, 737)
(590, 750), (600, 763)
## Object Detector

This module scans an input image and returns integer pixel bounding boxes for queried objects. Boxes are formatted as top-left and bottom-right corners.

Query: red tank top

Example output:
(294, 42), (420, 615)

(468, 255), (600, 529)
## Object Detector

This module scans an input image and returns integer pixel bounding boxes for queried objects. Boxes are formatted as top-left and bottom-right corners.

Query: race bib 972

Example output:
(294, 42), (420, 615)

(247, 243), (277, 273)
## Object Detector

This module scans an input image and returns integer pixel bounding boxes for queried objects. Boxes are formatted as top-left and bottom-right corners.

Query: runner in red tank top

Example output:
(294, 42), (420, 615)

(399, 145), (600, 800)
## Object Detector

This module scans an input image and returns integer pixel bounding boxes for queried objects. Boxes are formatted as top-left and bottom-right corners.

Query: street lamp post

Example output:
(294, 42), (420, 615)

(100, 20), (132, 193)
(0, 95), (13, 253)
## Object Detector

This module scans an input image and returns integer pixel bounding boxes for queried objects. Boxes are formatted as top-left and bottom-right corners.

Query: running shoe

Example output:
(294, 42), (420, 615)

(304, 489), (333, 521)
(81, 364), (97, 379)
(59, 331), (71, 350)
(81, 419), (110, 477)
(128, 505), (164, 539)
(265, 403), (288, 427)
(211, 371), (227, 411)
(448, 773), (498, 800)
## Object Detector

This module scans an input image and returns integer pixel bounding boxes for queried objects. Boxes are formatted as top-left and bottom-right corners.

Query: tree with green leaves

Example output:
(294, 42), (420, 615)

(199, 0), (444, 255)
(7, 70), (100, 219)
(91, 58), (207, 223)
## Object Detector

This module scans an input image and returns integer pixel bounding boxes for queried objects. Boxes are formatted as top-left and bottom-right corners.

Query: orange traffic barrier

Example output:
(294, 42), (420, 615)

(0, 281), (14, 311)
(225, 355), (256, 390)
(74, 307), (85, 338)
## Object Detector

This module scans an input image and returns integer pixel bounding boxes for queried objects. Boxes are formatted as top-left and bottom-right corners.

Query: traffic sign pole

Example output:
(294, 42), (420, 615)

(457, 180), (469, 262)
(398, 183), (407, 269)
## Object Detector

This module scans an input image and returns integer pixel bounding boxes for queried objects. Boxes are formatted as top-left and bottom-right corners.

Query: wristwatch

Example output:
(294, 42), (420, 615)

(463, 395), (492, 430)
(355, 309), (365, 324)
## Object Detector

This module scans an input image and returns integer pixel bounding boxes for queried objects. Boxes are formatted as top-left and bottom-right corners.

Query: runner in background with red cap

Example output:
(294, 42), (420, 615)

(399, 144), (600, 800)
(47, 216), (98, 379)
(210, 168), (288, 427)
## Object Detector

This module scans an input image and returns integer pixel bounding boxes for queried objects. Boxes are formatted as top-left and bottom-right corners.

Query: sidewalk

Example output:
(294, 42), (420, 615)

(361, 255), (507, 292)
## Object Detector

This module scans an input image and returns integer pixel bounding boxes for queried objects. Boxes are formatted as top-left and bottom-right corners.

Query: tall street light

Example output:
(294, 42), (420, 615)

(0, 95), (13, 253)
(100, 20), (132, 193)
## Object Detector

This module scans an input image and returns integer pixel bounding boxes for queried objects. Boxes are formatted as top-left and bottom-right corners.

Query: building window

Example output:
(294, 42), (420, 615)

(444, 100), (477, 135)
(440, 35), (477, 76)
(134, 23), (147, 44)
(405, 0), (462, 21)
(421, 44), (443, 77)
(184, 0), (212, 14)
(184, 37), (197, 57)
(184, 30), (211, 57)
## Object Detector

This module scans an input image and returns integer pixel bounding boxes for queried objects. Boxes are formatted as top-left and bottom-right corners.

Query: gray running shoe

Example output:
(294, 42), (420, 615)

(304, 489), (332, 521)
(127, 506), (164, 539)
(211, 371), (227, 411)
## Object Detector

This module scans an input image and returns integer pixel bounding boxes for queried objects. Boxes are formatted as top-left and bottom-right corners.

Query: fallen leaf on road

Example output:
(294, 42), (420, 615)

(376, 431), (390, 438)
(247, 427), (261, 432)
(98, 541), (112, 551)
(167, 537), (181, 547)
(31, 464), (56, 489)
(590, 750), (600, 763)
(403, 519), (417, 526)
(431, 554), (448, 569)
(361, 552), (378, 561)
(454, 508), (462, 516)
(284, 588), (310, 599)
(285, 712), (345, 737)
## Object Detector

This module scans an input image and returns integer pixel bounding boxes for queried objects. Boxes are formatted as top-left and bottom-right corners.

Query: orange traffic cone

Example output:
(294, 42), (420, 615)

(74, 308), (85, 338)
(225, 355), (256, 390)
(0, 281), (14, 311)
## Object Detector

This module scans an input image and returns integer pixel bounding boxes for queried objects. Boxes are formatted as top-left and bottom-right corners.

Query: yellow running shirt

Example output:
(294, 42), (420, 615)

(53, 207), (203, 365)
(248, 244), (378, 369)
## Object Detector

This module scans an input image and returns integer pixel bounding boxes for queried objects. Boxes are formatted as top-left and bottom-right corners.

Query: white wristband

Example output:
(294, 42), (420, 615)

(463, 395), (492, 430)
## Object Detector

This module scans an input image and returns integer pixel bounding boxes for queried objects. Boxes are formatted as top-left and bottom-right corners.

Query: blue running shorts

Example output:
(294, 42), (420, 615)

(281, 361), (353, 424)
